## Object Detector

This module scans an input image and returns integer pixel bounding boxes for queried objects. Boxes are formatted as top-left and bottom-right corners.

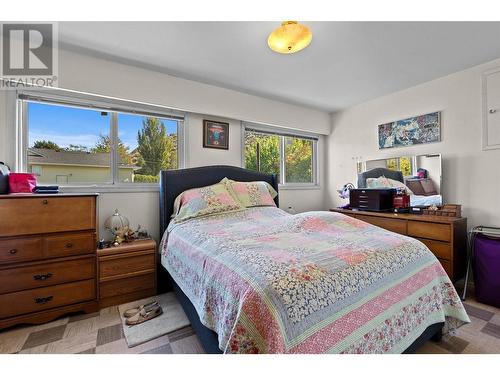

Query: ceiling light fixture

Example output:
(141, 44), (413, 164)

(267, 21), (312, 54)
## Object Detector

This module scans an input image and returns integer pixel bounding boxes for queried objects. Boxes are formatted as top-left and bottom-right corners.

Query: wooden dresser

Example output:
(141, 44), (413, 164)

(330, 208), (467, 281)
(0, 194), (98, 330)
(98, 239), (157, 308)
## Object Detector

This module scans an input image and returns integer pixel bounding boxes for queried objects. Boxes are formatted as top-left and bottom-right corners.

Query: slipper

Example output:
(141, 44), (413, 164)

(125, 305), (163, 326)
(123, 300), (159, 318)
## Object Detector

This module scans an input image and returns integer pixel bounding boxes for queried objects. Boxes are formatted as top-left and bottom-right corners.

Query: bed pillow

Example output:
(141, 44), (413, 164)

(366, 176), (391, 189)
(366, 176), (413, 195)
(386, 177), (414, 195)
(222, 178), (277, 208)
(171, 182), (244, 224)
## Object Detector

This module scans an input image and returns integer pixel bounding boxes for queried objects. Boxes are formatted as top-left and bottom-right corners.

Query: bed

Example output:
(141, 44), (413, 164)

(159, 165), (469, 354)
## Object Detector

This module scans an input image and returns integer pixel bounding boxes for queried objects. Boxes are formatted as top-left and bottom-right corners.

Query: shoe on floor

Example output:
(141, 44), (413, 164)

(125, 305), (163, 326)
(123, 300), (159, 318)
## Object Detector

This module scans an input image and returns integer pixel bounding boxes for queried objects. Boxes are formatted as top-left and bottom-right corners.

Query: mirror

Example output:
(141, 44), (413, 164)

(357, 154), (442, 206)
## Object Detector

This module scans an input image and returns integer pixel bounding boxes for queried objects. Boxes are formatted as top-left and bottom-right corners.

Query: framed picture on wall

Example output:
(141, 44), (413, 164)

(378, 111), (441, 149)
(203, 119), (229, 150)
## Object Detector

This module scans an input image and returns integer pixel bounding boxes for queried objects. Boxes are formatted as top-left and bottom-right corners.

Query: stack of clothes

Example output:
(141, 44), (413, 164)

(34, 185), (59, 194)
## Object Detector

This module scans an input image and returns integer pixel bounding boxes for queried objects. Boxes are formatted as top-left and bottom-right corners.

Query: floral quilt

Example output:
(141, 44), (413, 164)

(160, 207), (469, 353)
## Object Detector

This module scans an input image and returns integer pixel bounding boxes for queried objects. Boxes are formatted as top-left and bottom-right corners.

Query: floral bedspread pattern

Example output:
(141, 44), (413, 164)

(160, 207), (469, 353)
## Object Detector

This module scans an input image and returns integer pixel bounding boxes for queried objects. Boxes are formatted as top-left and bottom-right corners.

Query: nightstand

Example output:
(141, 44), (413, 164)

(97, 239), (157, 308)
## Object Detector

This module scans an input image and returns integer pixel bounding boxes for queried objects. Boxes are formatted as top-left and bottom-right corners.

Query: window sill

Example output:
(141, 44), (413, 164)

(60, 184), (160, 194)
(278, 184), (321, 191)
(59, 182), (320, 194)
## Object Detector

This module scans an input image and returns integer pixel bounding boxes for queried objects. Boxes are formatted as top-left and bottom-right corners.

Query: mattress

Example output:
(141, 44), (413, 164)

(160, 207), (469, 353)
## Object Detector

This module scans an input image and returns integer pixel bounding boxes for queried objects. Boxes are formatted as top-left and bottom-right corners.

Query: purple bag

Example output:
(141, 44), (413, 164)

(473, 234), (500, 308)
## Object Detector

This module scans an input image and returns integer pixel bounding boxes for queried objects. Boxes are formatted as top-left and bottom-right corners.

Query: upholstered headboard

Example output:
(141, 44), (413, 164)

(357, 167), (404, 188)
(159, 165), (279, 237)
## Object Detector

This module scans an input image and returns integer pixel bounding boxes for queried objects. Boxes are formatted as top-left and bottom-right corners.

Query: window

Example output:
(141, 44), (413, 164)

(386, 157), (412, 177)
(117, 113), (179, 183)
(20, 92), (183, 187)
(244, 126), (318, 186)
(244, 132), (281, 181)
(27, 102), (112, 185)
(284, 136), (314, 183)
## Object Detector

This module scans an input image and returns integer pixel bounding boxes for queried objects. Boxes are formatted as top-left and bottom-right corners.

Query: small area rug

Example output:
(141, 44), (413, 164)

(118, 292), (190, 347)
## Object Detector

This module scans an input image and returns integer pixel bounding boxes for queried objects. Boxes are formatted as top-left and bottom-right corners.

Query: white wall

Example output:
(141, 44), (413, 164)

(0, 48), (329, 242)
(57, 49), (331, 135)
(97, 192), (159, 243)
(185, 114), (243, 168)
(327, 57), (500, 228)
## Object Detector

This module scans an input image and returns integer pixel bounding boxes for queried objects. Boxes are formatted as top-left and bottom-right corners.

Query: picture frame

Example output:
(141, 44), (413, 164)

(203, 119), (229, 150)
(378, 111), (441, 149)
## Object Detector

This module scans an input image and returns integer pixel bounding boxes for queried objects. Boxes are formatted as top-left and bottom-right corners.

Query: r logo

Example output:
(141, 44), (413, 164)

(2, 23), (53, 76)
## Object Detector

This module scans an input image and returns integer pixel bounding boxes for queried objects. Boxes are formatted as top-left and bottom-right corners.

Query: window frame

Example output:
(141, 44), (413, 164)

(241, 123), (320, 189)
(16, 88), (185, 192)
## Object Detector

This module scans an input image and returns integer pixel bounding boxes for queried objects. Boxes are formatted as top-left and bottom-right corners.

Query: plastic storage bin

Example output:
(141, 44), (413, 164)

(473, 233), (500, 308)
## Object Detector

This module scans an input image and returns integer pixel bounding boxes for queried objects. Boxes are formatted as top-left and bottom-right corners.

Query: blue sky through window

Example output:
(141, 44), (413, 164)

(28, 102), (178, 151)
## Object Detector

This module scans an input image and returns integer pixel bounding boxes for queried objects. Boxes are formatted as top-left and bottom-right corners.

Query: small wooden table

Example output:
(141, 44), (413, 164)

(330, 208), (467, 281)
(97, 239), (157, 308)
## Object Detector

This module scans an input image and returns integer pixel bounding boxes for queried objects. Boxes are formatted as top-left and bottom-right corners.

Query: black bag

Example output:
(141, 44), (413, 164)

(0, 162), (10, 194)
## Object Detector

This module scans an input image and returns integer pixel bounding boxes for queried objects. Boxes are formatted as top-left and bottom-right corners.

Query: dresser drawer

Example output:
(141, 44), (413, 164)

(417, 238), (452, 260)
(357, 215), (407, 235)
(100, 273), (155, 298)
(0, 279), (95, 319)
(0, 237), (43, 264)
(407, 221), (451, 242)
(0, 257), (95, 294)
(99, 252), (155, 280)
(43, 232), (95, 258)
(0, 196), (96, 237)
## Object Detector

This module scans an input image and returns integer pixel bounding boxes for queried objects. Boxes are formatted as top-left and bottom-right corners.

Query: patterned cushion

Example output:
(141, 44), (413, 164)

(171, 182), (244, 223)
(222, 178), (277, 208)
(366, 176), (391, 188)
(366, 176), (413, 195)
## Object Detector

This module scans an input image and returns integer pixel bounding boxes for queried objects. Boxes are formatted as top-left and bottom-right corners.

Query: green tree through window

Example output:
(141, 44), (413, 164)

(136, 117), (177, 179)
(92, 134), (132, 164)
(244, 130), (315, 184)
(244, 132), (280, 181)
(285, 137), (313, 183)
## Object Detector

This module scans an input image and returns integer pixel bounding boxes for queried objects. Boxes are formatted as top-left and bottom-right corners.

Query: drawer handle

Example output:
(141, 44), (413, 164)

(9, 248), (18, 254)
(65, 243), (74, 248)
(34, 296), (53, 304)
(42, 199), (48, 205)
(33, 273), (53, 281)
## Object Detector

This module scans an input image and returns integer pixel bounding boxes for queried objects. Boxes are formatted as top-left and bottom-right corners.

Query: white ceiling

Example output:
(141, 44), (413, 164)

(59, 22), (500, 112)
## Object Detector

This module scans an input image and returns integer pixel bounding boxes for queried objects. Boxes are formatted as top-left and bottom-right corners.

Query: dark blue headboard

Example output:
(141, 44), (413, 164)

(357, 167), (404, 188)
(159, 165), (279, 237)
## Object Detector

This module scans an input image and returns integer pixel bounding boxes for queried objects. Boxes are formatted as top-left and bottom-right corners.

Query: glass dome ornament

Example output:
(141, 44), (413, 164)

(104, 209), (130, 245)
